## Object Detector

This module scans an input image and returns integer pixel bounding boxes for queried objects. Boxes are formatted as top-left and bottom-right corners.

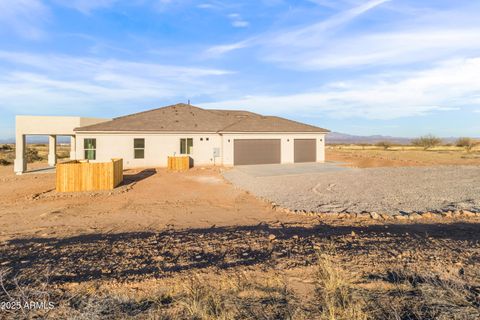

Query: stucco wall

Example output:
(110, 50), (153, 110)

(16, 116), (109, 135)
(221, 133), (326, 166)
(75, 133), (222, 168)
(75, 132), (326, 168)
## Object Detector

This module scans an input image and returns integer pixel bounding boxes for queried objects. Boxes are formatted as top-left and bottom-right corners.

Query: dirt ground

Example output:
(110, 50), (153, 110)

(0, 164), (303, 242)
(1, 147), (480, 319)
(326, 146), (480, 167)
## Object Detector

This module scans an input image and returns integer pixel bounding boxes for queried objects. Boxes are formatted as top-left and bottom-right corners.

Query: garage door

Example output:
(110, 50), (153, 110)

(294, 139), (316, 163)
(234, 139), (281, 165)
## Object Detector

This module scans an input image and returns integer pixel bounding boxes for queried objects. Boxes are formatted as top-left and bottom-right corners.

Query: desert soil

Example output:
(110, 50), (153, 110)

(1, 149), (479, 319)
(327, 147), (480, 167)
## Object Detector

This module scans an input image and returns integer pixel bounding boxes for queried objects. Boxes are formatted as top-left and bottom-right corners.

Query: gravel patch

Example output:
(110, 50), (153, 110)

(223, 165), (480, 215)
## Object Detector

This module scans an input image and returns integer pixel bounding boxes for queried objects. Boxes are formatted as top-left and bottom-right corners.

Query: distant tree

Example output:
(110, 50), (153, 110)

(456, 137), (480, 152)
(375, 141), (392, 150)
(411, 135), (442, 150)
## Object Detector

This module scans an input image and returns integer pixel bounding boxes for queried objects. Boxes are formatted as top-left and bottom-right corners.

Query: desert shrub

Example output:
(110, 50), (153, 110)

(371, 268), (480, 320)
(0, 144), (13, 151)
(456, 137), (480, 152)
(0, 159), (12, 166)
(358, 143), (371, 150)
(314, 253), (368, 320)
(26, 148), (44, 162)
(411, 135), (442, 150)
(375, 141), (392, 150)
(57, 151), (70, 159)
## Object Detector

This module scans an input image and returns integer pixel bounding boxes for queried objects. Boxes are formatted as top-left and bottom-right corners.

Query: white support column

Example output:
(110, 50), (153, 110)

(70, 135), (77, 160)
(14, 134), (26, 174)
(48, 135), (57, 167)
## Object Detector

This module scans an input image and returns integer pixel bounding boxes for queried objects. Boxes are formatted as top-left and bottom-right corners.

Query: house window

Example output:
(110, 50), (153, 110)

(84, 138), (96, 160)
(180, 138), (193, 154)
(134, 138), (145, 159)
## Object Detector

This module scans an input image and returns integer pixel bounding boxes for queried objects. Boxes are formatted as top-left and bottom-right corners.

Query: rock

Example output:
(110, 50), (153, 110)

(268, 234), (276, 241)
(292, 235), (299, 240)
(408, 213), (421, 220)
(351, 231), (356, 237)
(380, 213), (392, 220)
(453, 210), (462, 217)
(462, 210), (476, 217)
(442, 211), (453, 218)
(394, 215), (408, 220)
(370, 212), (380, 220)
(420, 212), (434, 219)
(357, 213), (370, 219)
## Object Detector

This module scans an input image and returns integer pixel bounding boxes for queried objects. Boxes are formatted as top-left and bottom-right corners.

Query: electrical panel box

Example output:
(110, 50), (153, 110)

(213, 148), (220, 157)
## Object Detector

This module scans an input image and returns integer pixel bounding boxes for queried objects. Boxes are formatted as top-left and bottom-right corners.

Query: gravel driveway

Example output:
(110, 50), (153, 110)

(223, 165), (480, 215)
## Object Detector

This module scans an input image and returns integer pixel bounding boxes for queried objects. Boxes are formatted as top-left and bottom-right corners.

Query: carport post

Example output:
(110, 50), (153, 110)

(14, 134), (26, 175)
(70, 135), (76, 160)
(48, 135), (57, 167)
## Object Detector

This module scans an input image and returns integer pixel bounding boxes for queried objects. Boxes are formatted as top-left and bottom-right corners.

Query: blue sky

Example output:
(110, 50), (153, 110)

(0, 0), (479, 138)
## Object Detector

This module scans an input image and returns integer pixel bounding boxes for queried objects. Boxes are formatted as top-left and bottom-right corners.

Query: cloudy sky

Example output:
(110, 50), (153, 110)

(0, 0), (479, 138)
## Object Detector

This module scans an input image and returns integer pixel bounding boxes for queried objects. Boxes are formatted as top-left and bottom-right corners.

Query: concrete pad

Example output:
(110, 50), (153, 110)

(232, 162), (350, 177)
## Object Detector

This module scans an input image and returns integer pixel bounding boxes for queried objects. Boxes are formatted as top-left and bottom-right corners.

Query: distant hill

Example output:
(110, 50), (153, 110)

(0, 133), (474, 146)
(326, 132), (413, 145)
(326, 132), (466, 145)
(0, 136), (71, 144)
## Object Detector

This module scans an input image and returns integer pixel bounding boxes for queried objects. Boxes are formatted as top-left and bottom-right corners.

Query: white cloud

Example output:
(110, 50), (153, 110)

(205, 0), (388, 56)
(204, 39), (253, 57)
(228, 13), (249, 28)
(53, 0), (119, 14)
(265, 27), (480, 70)
(0, 0), (50, 39)
(200, 58), (480, 120)
(0, 51), (232, 113)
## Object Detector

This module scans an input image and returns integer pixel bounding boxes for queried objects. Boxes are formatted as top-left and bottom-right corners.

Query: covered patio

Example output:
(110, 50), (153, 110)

(14, 116), (109, 174)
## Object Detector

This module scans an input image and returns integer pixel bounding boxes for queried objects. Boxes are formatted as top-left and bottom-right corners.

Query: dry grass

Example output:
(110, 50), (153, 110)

(2, 253), (479, 319)
(327, 145), (480, 167)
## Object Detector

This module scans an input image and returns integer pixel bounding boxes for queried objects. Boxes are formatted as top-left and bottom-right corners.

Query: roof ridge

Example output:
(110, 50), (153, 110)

(217, 116), (251, 132)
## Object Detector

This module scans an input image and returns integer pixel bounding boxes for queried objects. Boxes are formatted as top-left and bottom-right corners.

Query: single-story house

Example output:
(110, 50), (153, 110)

(14, 103), (329, 173)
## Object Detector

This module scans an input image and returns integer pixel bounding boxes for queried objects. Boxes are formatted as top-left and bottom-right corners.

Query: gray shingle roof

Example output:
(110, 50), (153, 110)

(74, 103), (329, 133)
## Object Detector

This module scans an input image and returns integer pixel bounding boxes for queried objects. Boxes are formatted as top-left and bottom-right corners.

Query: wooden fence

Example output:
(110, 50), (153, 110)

(167, 156), (191, 171)
(56, 158), (123, 192)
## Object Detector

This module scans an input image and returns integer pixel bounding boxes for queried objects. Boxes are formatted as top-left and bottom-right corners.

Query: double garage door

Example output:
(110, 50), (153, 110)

(233, 139), (316, 165)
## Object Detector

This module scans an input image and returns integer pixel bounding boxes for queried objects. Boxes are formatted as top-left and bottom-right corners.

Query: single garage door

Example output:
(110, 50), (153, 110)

(234, 139), (281, 165)
(294, 139), (316, 163)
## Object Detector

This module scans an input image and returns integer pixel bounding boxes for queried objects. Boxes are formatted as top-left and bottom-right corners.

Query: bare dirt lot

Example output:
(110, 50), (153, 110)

(0, 164), (296, 242)
(1, 146), (480, 319)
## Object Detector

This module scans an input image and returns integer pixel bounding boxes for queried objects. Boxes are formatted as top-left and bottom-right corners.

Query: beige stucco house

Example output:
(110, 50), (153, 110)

(14, 103), (329, 174)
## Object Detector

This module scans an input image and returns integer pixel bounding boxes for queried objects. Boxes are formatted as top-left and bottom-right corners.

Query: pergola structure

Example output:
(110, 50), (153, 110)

(14, 116), (109, 174)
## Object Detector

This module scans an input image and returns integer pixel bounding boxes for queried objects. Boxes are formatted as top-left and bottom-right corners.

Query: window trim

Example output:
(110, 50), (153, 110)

(180, 138), (194, 155)
(134, 138), (145, 159)
(84, 138), (96, 160)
